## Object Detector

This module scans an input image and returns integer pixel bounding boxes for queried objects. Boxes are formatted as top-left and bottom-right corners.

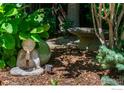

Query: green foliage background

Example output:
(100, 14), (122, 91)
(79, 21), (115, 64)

(0, 4), (50, 68)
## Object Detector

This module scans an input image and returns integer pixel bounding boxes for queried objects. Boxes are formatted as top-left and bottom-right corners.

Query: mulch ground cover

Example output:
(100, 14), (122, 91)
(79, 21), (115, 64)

(0, 37), (123, 85)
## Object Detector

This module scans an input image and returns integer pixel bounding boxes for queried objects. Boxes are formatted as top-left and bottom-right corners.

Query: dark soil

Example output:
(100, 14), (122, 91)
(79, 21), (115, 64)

(0, 37), (123, 85)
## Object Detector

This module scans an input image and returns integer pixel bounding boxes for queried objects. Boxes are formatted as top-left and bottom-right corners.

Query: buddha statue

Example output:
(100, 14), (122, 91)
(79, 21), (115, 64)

(16, 39), (40, 70)
(10, 39), (51, 76)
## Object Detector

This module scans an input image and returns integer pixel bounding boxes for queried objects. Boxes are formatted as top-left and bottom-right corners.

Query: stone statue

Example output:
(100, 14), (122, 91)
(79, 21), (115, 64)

(16, 39), (41, 70)
(10, 39), (51, 76)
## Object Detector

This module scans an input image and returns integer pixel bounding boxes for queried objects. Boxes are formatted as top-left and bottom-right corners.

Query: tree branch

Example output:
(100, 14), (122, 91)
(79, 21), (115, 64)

(91, 4), (105, 44)
(116, 4), (124, 32)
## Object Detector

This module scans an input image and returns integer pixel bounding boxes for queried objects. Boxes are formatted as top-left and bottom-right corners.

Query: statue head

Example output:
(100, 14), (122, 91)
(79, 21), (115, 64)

(22, 39), (36, 52)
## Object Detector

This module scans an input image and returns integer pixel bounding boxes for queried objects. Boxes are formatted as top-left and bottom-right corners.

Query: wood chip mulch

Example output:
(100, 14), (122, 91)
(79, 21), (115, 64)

(0, 45), (111, 85)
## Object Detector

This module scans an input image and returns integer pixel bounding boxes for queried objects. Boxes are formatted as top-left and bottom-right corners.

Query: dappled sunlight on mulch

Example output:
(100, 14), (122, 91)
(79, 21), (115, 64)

(0, 45), (104, 85)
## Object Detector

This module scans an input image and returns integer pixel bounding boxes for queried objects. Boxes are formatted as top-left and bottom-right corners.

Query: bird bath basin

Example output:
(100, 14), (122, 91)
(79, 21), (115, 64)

(68, 27), (101, 51)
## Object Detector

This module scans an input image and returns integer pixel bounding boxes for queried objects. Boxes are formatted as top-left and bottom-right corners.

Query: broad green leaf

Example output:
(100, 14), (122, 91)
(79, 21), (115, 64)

(0, 14), (4, 24)
(3, 49), (16, 56)
(40, 31), (49, 39)
(1, 23), (13, 33)
(116, 64), (124, 71)
(11, 23), (18, 34)
(30, 24), (50, 33)
(6, 56), (16, 67)
(19, 32), (30, 40)
(2, 34), (15, 49)
(0, 60), (6, 69)
(0, 28), (5, 33)
(9, 20), (18, 34)
(0, 6), (4, 13)
(0, 36), (2, 47)
(15, 36), (21, 48)
(19, 20), (30, 32)
(34, 14), (44, 22)
(31, 34), (41, 42)
(31, 26), (44, 33)
(5, 8), (18, 17)
(44, 23), (50, 31)
(0, 3), (3, 6)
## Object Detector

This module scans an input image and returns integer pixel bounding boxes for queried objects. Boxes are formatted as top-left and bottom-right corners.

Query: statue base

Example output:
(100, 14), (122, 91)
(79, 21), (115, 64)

(10, 67), (44, 76)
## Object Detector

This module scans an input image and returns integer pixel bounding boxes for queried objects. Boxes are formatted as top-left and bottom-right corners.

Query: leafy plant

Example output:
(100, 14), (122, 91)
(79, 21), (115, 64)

(0, 60), (6, 69)
(0, 4), (50, 69)
(43, 8), (56, 37)
(101, 75), (119, 85)
(61, 18), (73, 31)
(96, 45), (124, 70)
(50, 79), (58, 85)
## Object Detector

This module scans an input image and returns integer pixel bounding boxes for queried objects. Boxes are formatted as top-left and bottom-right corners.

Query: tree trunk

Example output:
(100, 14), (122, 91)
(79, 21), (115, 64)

(108, 21), (114, 49)
(67, 3), (80, 27)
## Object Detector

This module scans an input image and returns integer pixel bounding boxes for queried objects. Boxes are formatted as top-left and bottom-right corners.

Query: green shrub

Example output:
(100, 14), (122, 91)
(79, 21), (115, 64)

(0, 4), (50, 69)
(61, 18), (73, 31)
(96, 45), (124, 71)
(101, 75), (119, 85)
(43, 8), (56, 35)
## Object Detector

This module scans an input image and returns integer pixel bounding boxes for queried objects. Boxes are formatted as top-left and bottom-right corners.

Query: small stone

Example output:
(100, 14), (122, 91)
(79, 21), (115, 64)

(45, 64), (53, 73)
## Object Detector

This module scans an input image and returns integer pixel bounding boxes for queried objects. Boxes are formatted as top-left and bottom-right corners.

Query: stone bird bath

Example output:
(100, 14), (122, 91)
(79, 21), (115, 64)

(68, 27), (101, 51)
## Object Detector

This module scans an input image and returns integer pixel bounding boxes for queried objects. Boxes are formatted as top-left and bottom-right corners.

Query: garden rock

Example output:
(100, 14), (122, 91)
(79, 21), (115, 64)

(38, 39), (51, 65)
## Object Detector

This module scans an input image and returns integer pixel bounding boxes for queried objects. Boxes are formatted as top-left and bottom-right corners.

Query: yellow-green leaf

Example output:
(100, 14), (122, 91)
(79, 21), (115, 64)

(31, 27), (44, 33)
(5, 8), (18, 17)
(31, 34), (41, 42)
